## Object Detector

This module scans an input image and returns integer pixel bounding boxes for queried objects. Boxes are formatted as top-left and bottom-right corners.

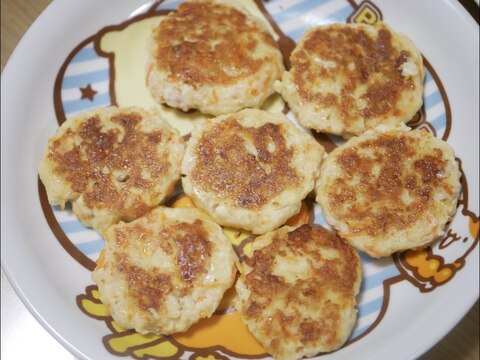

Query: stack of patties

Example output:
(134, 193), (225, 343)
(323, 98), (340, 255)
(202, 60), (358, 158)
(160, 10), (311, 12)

(146, 0), (284, 115)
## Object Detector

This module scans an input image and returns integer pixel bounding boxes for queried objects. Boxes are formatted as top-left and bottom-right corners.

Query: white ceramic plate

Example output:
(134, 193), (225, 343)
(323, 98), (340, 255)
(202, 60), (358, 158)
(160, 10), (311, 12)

(1, 1), (478, 359)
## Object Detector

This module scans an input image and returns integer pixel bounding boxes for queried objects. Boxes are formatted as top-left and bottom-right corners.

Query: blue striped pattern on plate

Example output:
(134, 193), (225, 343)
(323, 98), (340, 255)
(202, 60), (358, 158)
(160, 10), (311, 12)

(265, 0), (355, 40)
(60, 43), (111, 117)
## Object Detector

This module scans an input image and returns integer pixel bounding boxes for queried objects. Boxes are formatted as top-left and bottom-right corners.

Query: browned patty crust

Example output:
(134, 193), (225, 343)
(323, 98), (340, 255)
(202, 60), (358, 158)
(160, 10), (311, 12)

(39, 107), (184, 233)
(181, 109), (324, 234)
(316, 125), (461, 257)
(147, 0), (284, 115)
(151, 1), (276, 87)
(190, 118), (298, 209)
(276, 22), (424, 137)
(92, 207), (238, 334)
(236, 224), (361, 359)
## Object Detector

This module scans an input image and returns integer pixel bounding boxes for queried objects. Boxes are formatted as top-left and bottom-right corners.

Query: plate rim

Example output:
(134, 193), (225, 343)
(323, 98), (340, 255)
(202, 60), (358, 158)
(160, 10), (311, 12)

(1, 0), (479, 359)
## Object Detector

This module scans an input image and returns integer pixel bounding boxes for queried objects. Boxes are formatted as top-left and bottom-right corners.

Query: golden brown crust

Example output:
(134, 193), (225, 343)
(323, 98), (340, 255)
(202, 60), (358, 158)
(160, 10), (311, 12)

(292, 24), (414, 125)
(316, 125), (461, 257)
(112, 219), (212, 311)
(327, 135), (449, 237)
(39, 107), (185, 233)
(236, 224), (361, 359)
(92, 207), (238, 335)
(190, 117), (299, 209)
(151, 0), (277, 88)
(242, 225), (359, 312)
(163, 220), (213, 282)
(115, 253), (173, 312)
(276, 22), (424, 138)
(182, 109), (324, 234)
(48, 113), (170, 217)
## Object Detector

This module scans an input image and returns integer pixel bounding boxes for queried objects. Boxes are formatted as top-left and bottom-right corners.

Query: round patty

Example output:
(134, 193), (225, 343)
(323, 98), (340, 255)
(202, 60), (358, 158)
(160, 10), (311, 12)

(235, 224), (362, 359)
(275, 22), (424, 138)
(146, 0), (284, 116)
(181, 108), (324, 234)
(316, 124), (461, 257)
(38, 106), (184, 233)
(92, 206), (238, 335)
